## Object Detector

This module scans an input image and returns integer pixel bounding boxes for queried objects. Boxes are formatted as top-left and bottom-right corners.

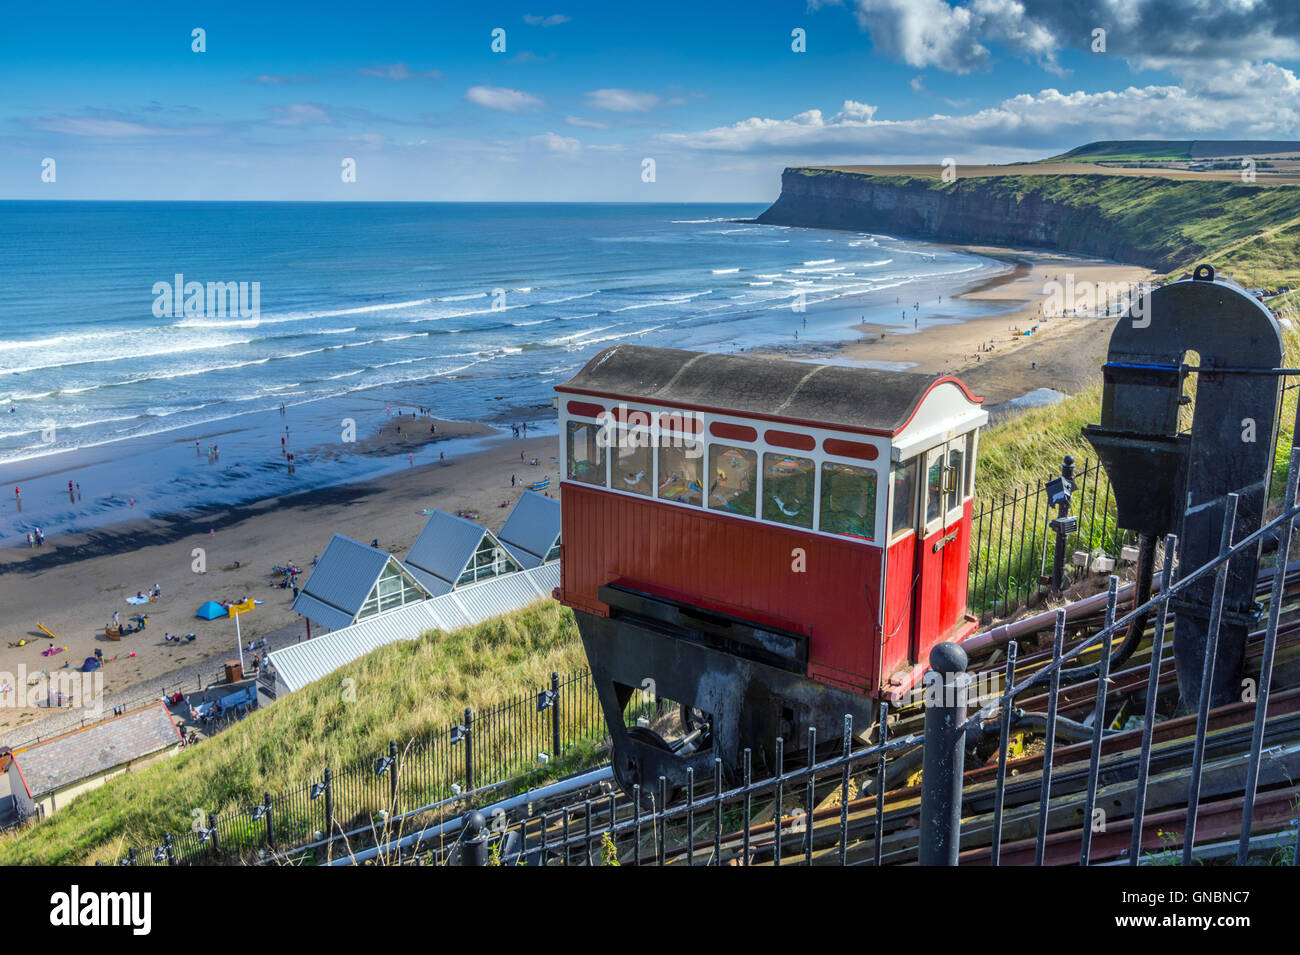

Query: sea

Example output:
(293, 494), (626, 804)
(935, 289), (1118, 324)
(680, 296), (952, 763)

(0, 201), (1010, 542)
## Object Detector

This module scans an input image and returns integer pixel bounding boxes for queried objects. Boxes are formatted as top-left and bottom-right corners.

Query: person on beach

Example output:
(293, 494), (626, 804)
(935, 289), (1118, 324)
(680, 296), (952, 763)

(113, 611), (119, 628)
(26, 531), (33, 547)
(440, 451), (445, 462)
(512, 474), (516, 487)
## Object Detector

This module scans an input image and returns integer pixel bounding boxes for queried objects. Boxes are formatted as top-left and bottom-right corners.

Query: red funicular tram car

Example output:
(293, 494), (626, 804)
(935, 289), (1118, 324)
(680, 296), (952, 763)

(556, 345), (987, 795)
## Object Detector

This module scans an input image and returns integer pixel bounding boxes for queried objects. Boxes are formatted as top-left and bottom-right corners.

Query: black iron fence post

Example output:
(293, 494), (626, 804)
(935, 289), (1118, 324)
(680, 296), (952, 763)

(551, 671), (561, 760)
(388, 740), (399, 809)
(209, 810), (221, 857)
(919, 642), (969, 866)
(461, 811), (489, 866)
(323, 766), (333, 843)
(264, 791), (275, 848)
(1051, 455), (1075, 593)
(464, 707), (474, 791)
(163, 832), (176, 867)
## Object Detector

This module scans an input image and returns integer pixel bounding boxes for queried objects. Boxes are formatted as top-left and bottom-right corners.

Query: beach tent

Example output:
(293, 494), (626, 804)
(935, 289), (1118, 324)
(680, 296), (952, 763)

(196, 601), (228, 620)
(402, 510), (522, 596)
(292, 534), (433, 632)
(497, 490), (561, 569)
(80, 657), (100, 672)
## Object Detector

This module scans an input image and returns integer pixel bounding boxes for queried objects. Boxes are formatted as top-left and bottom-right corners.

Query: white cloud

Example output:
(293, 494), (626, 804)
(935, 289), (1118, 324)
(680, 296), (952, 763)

(359, 63), (443, 81)
(815, 0), (1300, 75)
(530, 131), (582, 152)
(523, 13), (571, 26)
(566, 115), (610, 129)
(657, 73), (1300, 159)
(586, 88), (660, 112)
(268, 103), (336, 127)
(252, 74), (315, 86)
(464, 86), (544, 112)
(910, 74), (926, 92)
(30, 115), (164, 137)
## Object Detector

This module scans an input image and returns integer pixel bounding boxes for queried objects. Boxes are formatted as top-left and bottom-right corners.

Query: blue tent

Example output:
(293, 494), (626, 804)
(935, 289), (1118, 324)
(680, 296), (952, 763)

(196, 601), (227, 620)
(80, 657), (100, 672)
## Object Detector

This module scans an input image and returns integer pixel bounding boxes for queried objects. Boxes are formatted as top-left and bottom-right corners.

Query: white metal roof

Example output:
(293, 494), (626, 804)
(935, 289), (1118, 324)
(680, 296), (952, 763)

(497, 491), (561, 569)
(404, 510), (497, 589)
(268, 564), (561, 693)
(292, 534), (432, 628)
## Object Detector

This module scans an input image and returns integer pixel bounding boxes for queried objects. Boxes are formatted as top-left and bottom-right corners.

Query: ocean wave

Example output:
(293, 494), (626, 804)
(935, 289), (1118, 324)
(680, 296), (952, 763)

(609, 290), (713, 312)
(543, 291), (597, 304)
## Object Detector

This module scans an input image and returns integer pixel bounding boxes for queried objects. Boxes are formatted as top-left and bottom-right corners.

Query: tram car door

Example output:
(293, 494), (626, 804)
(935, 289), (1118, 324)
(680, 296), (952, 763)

(909, 432), (976, 664)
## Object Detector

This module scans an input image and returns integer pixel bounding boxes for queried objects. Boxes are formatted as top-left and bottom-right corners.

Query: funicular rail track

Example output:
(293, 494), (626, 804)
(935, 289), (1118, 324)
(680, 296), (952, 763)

(405, 555), (1300, 866)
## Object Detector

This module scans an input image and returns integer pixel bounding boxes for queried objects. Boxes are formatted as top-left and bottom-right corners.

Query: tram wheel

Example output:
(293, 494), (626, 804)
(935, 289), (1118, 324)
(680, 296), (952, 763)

(612, 726), (682, 808)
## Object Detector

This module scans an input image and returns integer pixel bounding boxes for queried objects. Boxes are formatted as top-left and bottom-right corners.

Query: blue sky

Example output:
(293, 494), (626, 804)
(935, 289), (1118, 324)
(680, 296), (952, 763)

(3, 0), (1299, 201)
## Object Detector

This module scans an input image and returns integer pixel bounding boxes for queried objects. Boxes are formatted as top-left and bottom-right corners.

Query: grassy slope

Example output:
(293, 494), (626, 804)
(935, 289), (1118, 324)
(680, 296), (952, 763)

(0, 600), (585, 865)
(9, 161), (1300, 865)
(1053, 141), (1195, 162)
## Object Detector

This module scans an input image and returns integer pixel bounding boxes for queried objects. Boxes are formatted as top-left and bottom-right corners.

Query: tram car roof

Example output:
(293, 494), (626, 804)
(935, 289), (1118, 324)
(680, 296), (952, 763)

(559, 345), (983, 437)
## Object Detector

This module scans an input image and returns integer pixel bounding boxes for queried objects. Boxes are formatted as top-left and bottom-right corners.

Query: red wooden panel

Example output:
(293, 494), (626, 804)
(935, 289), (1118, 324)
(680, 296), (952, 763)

(940, 499), (973, 634)
(912, 526), (946, 665)
(823, 438), (879, 461)
(559, 483), (883, 692)
(764, 429), (816, 451)
(882, 534), (916, 681)
(710, 421), (758, 442)
(567, 400), (605, 420)
(608, 405), (654, 426)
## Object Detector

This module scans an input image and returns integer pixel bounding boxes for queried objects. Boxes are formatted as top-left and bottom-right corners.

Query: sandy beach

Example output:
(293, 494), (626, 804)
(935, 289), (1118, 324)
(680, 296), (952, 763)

(754, 246), (1152, 405)
(0, 242), (1148, 741)
(0, 418), (558, 737)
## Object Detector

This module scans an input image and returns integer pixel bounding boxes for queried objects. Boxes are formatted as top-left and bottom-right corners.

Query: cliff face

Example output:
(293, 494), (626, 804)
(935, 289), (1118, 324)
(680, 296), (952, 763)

(755, 168), (1210, 271)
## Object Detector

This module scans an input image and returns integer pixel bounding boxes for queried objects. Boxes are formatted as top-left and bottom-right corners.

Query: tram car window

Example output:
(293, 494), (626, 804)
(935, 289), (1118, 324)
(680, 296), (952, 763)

(658, 439), (702, 506)
(925, 454), (945, 526)
(890, 460), (917, 539)
(708, 444), (757, 515)
(554, 345), (987, 798)
(566, 420), (605, 485)
(819, 462), (877, 540)
(761, 452), (815, 528)
(614, 425), (654, 496)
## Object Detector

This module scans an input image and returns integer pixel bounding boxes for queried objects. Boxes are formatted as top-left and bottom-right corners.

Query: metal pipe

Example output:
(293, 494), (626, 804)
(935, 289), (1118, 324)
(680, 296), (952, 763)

(327, 765), (613, 866)
(963, 583), (1140, 656)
